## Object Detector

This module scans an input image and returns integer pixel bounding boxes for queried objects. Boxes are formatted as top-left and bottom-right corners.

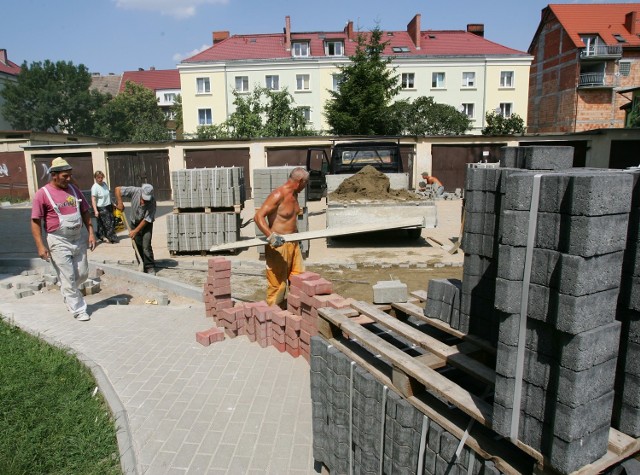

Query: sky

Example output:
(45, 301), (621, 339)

(2, 0), (639, 75)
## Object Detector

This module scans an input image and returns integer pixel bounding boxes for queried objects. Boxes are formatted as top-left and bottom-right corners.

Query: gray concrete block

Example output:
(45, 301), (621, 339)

(423, 446), (436, 475)
(495, 342), (555, 388)
(0, 281), (12, 289)
(373, 280), (408, 304)
(553, 391), (614, 442)
(557, 358), (617, 409)
(464, 191), (487, 213)
(623, 340), (640, 377)
(499, 147), (521, 168)
(520, 146), (574, 170)
(26, 281), (44, 291)
(439, 431), (459, 462)
(13, 289), (34, 299)
(464, 254), (496, 278)
(619, 274), (640, 312)
(43, 274), (58, 284)
(491, 401), (515, 439)
(615, 401), (640, 438)
(559, 321), (620, 372)
(427, 421), (443, 453)
(549, 424), (609, 475)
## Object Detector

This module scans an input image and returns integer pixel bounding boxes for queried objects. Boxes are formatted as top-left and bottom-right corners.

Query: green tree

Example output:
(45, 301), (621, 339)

(0, 60), (109, 135)
(171, 94), (183, 138)
(324, 26), (401, 135)
(94, 81), (169, 142)
(629, 100), (640, 128)
(482, 111), (525, 135)
(226, 88), (264, 139)
(195, 124), (230, 140)
(395, 96), (471, 135)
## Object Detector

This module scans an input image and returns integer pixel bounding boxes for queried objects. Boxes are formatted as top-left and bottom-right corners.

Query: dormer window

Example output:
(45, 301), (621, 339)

(325, 41), (344, 56)
(392, 46), (410, 53)
(292, 42), (309, 57)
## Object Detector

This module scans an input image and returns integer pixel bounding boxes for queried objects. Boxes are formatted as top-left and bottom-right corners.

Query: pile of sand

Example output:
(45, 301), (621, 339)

(328, 165), (418, 201)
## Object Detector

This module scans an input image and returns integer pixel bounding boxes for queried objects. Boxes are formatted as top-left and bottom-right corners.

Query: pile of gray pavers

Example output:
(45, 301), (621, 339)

(311, 145), (640, 475)
(252, 166), (309, 257)
(167, 167), (245, 252)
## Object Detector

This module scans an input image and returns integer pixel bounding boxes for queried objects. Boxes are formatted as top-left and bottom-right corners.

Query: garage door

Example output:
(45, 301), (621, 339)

(107, 150), (171, 201)
(33, 153), (94, 191)
(431, 144), (506, 192)
(0, 151), (28, 200)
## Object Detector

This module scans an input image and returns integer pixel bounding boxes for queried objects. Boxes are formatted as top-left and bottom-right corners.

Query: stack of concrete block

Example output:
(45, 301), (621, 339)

(167, 212), (240, 252)
(171, 167), (245, 209)
(613, 168), (640, 437)
(492, 169), (633, 474)
(203, 257), (233, 320)
(311, 336), (505, 475)
(253, 166), (309, 257)
(423, 278), (462, 330)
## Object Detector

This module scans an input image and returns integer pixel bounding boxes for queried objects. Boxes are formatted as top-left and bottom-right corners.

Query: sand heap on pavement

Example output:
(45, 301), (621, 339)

(328, 165), (419, 201)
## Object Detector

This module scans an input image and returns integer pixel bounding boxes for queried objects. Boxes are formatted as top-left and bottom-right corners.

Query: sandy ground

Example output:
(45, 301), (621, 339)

(0, 198), (464, 303)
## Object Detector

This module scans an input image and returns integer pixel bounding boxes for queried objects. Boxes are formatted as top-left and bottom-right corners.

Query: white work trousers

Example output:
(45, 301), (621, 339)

(47, 232), (88, 316)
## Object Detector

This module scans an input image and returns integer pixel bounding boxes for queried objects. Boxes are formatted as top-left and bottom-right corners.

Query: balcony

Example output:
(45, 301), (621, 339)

(580, 45), (623, 59)
(578, 72), (613, 88)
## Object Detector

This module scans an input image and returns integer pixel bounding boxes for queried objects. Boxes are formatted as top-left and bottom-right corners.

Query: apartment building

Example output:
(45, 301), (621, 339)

(528, 4), (640, 133)
(178, 15), (532, 135)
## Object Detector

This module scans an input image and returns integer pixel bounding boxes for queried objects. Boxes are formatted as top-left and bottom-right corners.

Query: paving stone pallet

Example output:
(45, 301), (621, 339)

(314, 302), (640, 475)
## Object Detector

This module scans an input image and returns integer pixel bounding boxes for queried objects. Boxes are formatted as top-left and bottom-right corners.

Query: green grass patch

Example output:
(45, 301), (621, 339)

(0, 317), (121, 475)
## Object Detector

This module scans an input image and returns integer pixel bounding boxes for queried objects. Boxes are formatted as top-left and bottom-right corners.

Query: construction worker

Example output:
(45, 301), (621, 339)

(31, 157), (96, 321)
(419, 171), (445, 197)
(114, 184), (157, 275)
(254, 167), (309, 308)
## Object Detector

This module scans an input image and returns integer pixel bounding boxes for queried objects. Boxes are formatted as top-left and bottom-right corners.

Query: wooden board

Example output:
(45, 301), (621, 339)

(209, 216), (426, 252)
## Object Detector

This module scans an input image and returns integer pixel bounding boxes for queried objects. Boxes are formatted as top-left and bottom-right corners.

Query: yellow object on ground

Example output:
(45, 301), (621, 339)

(265, 242), (304, 307)
(113, 208), (125, 232)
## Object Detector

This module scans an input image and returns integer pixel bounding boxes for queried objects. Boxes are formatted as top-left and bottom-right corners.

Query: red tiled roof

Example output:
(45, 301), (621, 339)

(119, 69), (180, 92)
(0, 57), (21, 76)
(183, 28), (526, 64)
(548, 3), (640, 48)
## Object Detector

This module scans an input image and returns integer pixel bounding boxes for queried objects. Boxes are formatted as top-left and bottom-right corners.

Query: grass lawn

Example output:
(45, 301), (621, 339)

(0, 317), (121, 474)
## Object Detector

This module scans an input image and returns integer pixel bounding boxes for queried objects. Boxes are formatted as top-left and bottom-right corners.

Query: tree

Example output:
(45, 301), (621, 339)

(225, 88), (264, 139)
(0, 60), (109, 135)
(94, 81), (169, 142)
(195, 124), (230, 140)
(629, 100), (640, 128)
(324, 26), (401, 135)
(171, 94), (183, 138)
(395, 96), (471, 135)
(482, 111), (525, 135)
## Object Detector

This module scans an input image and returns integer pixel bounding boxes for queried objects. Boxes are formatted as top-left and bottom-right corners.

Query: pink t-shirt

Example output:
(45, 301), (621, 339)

(31, 184), (89, 234)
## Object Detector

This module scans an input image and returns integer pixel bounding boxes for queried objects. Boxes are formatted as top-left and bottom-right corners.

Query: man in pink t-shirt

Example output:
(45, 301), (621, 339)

(31, 157), (96, 321)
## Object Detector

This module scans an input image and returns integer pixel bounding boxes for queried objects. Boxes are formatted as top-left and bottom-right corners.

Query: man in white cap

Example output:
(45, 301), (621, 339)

(31, 157), (96, 321)
(115, 183), (157, 274)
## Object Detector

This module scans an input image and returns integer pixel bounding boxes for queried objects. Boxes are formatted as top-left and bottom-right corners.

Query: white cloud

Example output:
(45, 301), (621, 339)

(114, 0), (228, 19)
(173, 44), (211, 63)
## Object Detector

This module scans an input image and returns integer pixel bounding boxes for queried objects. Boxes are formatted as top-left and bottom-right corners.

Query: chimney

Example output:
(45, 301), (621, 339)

(344, 20), (354, 40)
(212, 31), (230, 45)
(467, 24), (485, 38)
(625, 11), (639, 35)
(138, 68), (144, 71)
(0, 49), (7, 65)
(284, 16), (291, 51)
(407, 14), (421, 50)
(150, 66), (155, 71)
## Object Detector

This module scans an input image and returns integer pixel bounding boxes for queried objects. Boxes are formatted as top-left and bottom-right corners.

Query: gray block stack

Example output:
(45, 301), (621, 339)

(613, 168), (640, 437)
(310, 336), (506, 475)
(171, 167), (245, 209)
(423, 278), (462, 330)
(492, 168), (632, 474)
(253, 167), (309, 256)
(166, 212), (240, 252)
(168, 167), (246, 253)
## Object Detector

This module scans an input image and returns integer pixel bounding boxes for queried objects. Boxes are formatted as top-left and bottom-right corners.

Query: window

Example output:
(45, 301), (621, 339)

(332, 74), (342, 92)
(164, 93), (176, 102)
(198, 108), (212, 125)
(299, 106), (311, 123)
(620, 61), (631, 77)
(462, 103), (475, 119)
(392, 46), (411, 53)
(325, 41), (343, 56)
(499, 103), (513, 117)
(500, 71), (514, 88)
(265, 75), (280, 90)
(292, 42), (309, 57)
(401, 73), (415, 89)
(296, 74), (310, 91)
(432, 72), (445, 88)
(581, 35), (603, 56)
(196, 77), (210, 94)
(164, 110), (176, 120)
(235, 76), (249, 92)
(613, 34), (627, 43)
(462, 72), (475, 87)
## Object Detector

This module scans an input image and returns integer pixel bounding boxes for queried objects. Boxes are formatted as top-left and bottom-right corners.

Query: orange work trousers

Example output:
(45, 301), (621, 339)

(265, 242), (304, 307)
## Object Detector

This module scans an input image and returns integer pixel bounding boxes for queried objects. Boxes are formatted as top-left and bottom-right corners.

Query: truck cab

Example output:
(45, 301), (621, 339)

(306, 141), (403, 200)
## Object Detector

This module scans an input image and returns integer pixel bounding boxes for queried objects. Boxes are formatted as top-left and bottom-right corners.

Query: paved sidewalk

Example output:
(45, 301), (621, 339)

(0, 271), (316, 475)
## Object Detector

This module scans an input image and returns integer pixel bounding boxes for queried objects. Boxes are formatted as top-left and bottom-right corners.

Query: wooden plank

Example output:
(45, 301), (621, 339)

(318, 307), (493, 425)
(209, 216), (426, 252)
(607, 428), (637, 455)
(410, 289), (428, 302)
(393, 301), (496, 355)
(351, 301), (495, 386)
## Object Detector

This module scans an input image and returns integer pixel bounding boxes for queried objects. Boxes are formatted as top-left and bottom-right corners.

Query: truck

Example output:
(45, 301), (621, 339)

(306, 140), (437, 239)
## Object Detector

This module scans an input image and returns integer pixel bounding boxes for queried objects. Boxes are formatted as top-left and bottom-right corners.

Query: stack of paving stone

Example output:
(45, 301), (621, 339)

(613, 168), (640, 437)
(167, 167), (245, 253)
(423, 278), (462, 330)
(202, 257), (233, 320)
(253, 166), (309, 257)
(492, 168), (633, 474)
(310, 336), (505, 475)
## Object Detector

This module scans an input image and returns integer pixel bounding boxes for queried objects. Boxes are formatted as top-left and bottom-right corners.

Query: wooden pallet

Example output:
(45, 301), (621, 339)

(172, 204), (243, 214)
(316, 303), (640, 475)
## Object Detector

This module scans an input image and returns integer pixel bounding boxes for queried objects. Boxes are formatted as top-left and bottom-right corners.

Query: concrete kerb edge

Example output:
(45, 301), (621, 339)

(0, 314), (140, 475)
